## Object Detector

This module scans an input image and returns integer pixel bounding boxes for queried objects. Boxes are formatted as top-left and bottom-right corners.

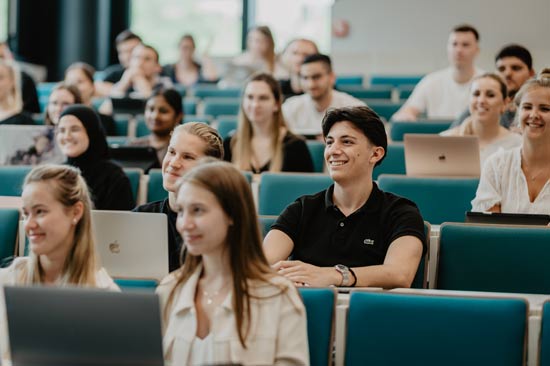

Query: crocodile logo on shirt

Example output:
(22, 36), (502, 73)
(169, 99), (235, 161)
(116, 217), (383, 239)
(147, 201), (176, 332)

(363, 239), (374, 245)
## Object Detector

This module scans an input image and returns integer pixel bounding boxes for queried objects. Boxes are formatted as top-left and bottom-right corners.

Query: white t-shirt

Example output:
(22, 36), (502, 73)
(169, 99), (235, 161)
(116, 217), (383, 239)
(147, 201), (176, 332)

(404, 67), (483, 119)
(282, 90), (365, 135)
(471, 147), (550, 213)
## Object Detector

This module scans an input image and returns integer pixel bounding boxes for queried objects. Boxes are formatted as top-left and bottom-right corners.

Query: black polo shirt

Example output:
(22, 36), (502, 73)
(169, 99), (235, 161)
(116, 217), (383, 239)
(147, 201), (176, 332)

(271, 182), (426, 268)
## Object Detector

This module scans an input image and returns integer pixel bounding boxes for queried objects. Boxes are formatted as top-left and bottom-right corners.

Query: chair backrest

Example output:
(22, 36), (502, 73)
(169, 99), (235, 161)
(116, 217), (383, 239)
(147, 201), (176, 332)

(298, 287), (336, 366)
(436, 223), (550, 294)
(337, 85), (392, 100)
(258, 172), (333, 216)
(114, 278), (158, 292)
(193, 85), (241, 99)
(0, 208), (20, 262)
(113, 114), (131, 136)
(373, 143), (406, 180)
(147, 169), (166, 203)
(540, 301), (550, 366)
(390, 120), (453, 141)
(258, 215), (277, 238)
(0, 166), (32, 196)
(370, 75), (423, 88)
(335, 75), (364, 86)
(305, 140), (325, 173)
(122, 168), (143, 203)
(345, 291), (527, 366)
(215, 116), (238, 140)
(410, 221), (430, 289)
(183, 98), (198, 115)
(202, 98), (240, 118)
(377, 174), (478, 224)
(362, 99), (404, 121)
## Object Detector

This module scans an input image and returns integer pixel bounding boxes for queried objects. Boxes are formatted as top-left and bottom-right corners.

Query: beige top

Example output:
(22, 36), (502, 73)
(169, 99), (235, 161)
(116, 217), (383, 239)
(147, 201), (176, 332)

(0, 257), (120, 364)
(156, 264), (309, 366)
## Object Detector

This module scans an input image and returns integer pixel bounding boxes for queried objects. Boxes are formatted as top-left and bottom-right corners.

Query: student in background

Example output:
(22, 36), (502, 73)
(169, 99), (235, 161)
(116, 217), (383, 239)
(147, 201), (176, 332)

(44, 82), (82, 126)
(56, 105), (135, 210)
(162, 34), (218, 87)
(133, 122), (224, 272)
(157, 161), (308, 365)
(440, 73), (521, 164)
(224, 73), (313, 173)
(0, 59), (34, 125)
(232, 26), (276, 74)
(0, 164), (119, 362)
(129, 88), (183, 166)
(472, 69), (550, 214)
(65, 62), (116, 135)
(276, 38), (319, 99)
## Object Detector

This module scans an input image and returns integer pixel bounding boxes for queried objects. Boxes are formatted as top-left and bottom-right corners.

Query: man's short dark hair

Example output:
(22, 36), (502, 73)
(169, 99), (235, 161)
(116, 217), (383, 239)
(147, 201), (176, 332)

(115, 30), (142, 46)
(495, 44), (533, 70)
(322, 106), (388, 167)
(302, 53), (332, 72)
(452, 24), (479, 41)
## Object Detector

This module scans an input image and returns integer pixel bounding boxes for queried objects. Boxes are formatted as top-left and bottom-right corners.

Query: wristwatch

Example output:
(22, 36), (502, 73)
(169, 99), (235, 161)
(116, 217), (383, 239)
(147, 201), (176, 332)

(335, 264), (351, 286)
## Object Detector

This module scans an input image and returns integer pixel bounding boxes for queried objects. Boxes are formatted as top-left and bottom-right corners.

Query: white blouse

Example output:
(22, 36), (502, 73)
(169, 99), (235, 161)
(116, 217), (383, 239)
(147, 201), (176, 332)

(472, 146), (550, 214)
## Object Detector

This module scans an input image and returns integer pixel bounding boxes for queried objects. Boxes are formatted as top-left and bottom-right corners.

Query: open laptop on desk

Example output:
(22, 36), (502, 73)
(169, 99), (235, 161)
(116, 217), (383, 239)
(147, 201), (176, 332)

(5, 286), (164, 366)
(109, 145), (160, 172)
(466, 211), (550, 226)
(404, 134), (480, 177)
(92, 210), (169, 281)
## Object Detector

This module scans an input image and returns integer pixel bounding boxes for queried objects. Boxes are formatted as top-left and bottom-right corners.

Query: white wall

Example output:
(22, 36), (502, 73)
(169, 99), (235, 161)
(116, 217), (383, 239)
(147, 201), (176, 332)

(331, 0), (549, 81)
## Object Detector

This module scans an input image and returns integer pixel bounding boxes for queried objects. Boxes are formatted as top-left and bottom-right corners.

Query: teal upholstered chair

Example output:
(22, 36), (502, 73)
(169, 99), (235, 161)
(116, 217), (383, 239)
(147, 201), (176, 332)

(113, 114), (131, 136)
(215, 116), (238, 140)
(202, 98), (240, 118)
(362, 99), (404, 121)
(258, 215), (277, 238)
(183, 98), (198, 115)
(114, 278), (158, 292)
(0, 208), (20, 263)
(335, 75), (364, 86)
(258, 172), (333, 216)
(397, 84), (416, 99)
(106, 136), (128, 146)
(337, 85), (392, 100)
(377, 175), (478, 224)
(372, 144), (406, 180)
(436, 223), (550, 294)
(370, 75), (423, 88)
(540, 301), (550, 366)
(183, 115), (212, 124)
(298, 288), (336, 366)
(305, 140), (325, 173)
(345, 291), (527, 366)
(147, 169), (166, 203)
(0, 166), (32, 196)
(122, 168), (143, 204)
(390, 120), (453, 141)
(193, 85), (241, 98)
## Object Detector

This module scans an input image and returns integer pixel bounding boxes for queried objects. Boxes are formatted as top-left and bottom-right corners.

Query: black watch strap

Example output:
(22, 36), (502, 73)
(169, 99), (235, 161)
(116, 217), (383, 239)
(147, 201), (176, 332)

(349, 268), (357, 287)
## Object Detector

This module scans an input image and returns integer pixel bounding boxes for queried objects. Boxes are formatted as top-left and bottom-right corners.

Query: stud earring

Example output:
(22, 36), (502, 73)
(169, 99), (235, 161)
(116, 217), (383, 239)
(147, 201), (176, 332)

(72, 219), (77, 225)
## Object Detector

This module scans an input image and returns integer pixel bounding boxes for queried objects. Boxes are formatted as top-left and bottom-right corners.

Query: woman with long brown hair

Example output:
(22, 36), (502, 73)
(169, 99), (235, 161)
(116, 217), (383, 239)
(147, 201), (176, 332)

(224, 72), (313, 173)
(156, 161), (308, 365)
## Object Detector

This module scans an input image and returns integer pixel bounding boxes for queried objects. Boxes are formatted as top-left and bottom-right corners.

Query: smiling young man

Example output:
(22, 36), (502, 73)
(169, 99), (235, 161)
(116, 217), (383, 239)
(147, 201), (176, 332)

(282, 54), (364, 137)
(263, 106), (426, 288)
(392, 24), (483, 121)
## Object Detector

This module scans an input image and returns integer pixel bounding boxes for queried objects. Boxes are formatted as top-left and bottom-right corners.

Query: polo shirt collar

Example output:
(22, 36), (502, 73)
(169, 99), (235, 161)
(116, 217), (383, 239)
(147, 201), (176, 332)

(324, 182), (383, 215)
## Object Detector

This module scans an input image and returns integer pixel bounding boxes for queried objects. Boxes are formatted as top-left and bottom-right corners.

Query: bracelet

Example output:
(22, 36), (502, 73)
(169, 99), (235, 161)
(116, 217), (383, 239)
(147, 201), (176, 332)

(349, 268), (357, 287)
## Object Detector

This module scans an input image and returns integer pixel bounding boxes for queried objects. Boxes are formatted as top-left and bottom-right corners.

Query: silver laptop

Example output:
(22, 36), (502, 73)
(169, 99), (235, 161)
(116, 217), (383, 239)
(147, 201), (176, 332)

(92, 210), (169, 281)
(404, 134), (480, 177)
(5, 286), (164, 366)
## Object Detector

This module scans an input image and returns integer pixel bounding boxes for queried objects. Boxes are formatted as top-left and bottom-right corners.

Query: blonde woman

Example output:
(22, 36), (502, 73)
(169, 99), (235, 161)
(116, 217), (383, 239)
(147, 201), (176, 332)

(0, 164), (119, 362)
(472, 69), (550, 213)
(441, 73), (522, 164)
(0, 59), (34, 125)
(223, 73), (313, 173)
(157, 161), (308, 365)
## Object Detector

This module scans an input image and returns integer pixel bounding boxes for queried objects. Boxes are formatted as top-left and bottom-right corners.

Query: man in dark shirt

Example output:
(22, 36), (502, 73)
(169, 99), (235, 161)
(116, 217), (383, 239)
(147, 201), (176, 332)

(264, 106), (425, 288)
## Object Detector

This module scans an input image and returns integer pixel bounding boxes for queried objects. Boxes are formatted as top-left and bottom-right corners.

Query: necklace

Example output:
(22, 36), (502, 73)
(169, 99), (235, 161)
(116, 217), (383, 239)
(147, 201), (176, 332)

(201, 281), (230, 306)
(521, 154), (550, 182)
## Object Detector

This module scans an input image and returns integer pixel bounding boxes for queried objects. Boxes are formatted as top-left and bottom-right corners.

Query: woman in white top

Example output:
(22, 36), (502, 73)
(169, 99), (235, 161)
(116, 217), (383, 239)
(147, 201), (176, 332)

(441, 73), (521, 164)
(472, 69), (550, 213)
(156, 161), (309, 366)
(0, 164), (119, 362)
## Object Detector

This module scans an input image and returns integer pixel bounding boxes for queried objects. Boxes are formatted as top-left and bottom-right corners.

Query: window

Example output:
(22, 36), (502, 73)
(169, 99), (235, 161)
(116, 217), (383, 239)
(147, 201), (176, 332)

(251, 0), (332, 53)
(130, 0), (243, 64)
(0, 0), (8, 42)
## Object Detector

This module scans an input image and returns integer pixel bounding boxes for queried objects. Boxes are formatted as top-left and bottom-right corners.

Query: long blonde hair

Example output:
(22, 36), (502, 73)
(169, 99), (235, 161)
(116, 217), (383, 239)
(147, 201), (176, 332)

(231, 73), (288, 172)
(0, 59), (23, 112)
(165, 161), (284, 347)
(20, 164), (98, 286)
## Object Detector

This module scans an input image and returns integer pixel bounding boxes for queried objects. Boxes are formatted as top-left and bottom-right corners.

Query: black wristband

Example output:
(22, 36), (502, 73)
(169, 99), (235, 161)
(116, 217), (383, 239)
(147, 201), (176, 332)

(349, 268), (357, 287)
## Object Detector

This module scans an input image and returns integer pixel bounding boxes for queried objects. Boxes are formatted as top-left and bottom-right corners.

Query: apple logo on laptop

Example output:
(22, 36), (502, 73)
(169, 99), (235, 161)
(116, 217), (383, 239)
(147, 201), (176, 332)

(109, 241), (120, 254)
(438, 154), (446, 161)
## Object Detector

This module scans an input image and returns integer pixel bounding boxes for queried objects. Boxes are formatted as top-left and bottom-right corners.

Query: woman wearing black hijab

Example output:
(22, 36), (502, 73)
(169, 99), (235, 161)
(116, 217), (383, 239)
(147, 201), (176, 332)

(56, 105), (135, 210)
